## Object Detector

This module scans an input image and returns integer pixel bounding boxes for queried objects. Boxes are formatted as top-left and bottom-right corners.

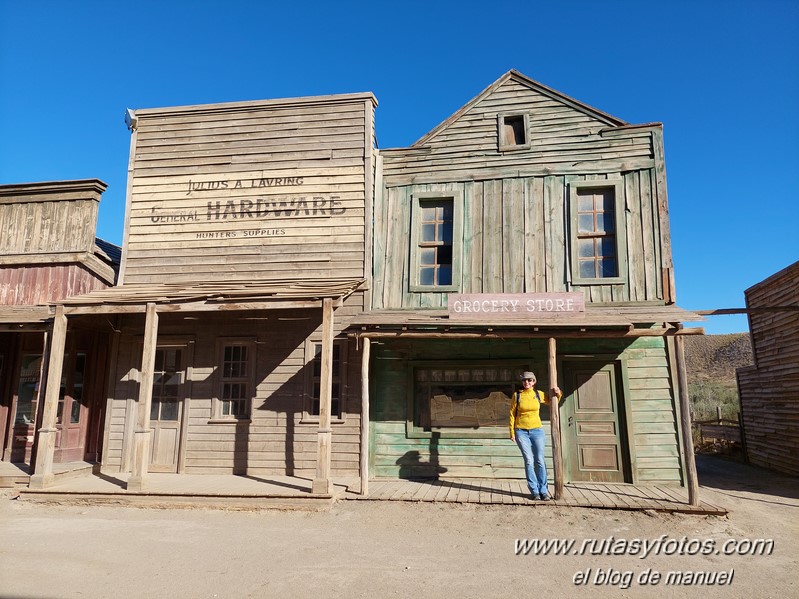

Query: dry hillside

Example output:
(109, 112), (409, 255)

(683, 332), (753, 386)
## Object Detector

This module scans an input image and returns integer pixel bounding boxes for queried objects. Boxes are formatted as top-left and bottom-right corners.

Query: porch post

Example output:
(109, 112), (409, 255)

(359, 336), (371, 496)
(674, 334), (700, 506)
(312, 298), (334, 495)
(127, 303), (159, 492)
(29, 306), (68, 490)
(548, 337), (564, 500)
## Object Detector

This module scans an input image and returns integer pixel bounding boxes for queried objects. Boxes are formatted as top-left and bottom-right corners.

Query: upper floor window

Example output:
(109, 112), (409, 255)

(409, 191), (463, 292)
(568, 179), (626, 285)
(213, 338), (255, 420)
(497, 112), (530, 151)
(569, 179), (626, 284)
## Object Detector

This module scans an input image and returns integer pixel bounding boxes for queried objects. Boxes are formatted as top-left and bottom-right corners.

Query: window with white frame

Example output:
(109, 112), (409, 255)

(569, 179), (626, 284)
(213, 339), (255, 420)
(409, 191), (463, 292)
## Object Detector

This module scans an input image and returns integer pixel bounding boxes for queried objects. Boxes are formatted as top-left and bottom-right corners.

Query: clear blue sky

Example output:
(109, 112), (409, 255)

(1, 0), (797, 335)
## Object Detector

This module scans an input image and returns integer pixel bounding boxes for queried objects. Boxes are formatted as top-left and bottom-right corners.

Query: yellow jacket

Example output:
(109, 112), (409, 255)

(509, 388), (560, 434)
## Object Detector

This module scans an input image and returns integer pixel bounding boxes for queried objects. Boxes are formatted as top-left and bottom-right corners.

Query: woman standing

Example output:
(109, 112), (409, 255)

(509, 371), (562, 501)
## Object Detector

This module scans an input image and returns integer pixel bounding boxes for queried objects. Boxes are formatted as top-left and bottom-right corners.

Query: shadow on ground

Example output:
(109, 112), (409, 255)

(697, 453), (799, 501)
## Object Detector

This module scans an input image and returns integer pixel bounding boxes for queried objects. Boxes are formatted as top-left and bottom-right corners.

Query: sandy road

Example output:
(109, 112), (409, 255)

(0, 455), (796, 599)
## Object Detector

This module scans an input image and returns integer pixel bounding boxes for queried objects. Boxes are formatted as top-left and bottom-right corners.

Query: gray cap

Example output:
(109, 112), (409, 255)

(520, 371), (536, 380)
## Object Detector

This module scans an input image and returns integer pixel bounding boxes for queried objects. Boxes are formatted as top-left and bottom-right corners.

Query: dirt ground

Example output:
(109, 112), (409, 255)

(0, 455), (796, 599)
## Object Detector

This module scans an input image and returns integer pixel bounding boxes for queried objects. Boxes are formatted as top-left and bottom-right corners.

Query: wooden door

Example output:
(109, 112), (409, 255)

(55, 352), (89, 462)
(149, 347), (184, 473)
(562, 362), (628, 483)
(9, 353), (43, 464)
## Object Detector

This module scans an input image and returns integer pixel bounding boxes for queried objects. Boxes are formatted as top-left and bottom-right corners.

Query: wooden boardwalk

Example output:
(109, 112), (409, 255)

(345, 479), (727, 515)
(4, 461), (727, 515)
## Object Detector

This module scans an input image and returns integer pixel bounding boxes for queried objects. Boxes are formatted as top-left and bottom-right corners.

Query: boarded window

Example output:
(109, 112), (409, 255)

(412, 363), (535, 432)
(498, 113), (530, 151)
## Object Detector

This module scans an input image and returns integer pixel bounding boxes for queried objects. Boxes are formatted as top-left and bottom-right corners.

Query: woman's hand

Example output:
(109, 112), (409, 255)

(552, 386), (562, 399)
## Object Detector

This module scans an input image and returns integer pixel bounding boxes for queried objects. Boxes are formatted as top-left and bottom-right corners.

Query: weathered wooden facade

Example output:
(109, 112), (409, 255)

(359, 70), (702, 491)
(736, 260), (799, 475)
(0, 180), (119, 469)
(24, 71), (703, 498)
(29, 93), (378, 493)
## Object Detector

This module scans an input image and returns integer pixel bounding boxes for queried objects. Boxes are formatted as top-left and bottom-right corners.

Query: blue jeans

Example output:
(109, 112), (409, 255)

(515, 427), (548, 497)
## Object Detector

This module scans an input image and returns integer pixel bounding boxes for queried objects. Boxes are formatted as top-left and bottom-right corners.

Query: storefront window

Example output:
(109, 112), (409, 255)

(412, 363), (531, 431)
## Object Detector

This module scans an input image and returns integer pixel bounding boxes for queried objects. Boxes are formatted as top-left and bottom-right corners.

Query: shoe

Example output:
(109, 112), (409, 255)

(530, 494), (541, 501)
(540, 494), (552, 501)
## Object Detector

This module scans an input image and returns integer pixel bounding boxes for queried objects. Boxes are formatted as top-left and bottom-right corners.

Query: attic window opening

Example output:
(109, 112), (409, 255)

(498, 113), (530, 151)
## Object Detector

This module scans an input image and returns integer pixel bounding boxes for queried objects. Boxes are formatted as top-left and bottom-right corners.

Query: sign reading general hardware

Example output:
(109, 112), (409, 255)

(448, 293), (586, 319)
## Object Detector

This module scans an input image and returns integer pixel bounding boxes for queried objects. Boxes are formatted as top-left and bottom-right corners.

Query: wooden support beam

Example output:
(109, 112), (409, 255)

(127, 302), (159, 492)
(548, 337), (564, 500)
(350, 327), (703, 340)
(675, 335), (700, 506)
(29, 306), (68, 490)
(360, 337), (371, 496)
(313, 298), (335, 495)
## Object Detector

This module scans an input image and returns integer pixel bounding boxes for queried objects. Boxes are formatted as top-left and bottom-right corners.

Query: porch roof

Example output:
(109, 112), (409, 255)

(0, 305), (53, 328)
(350, 304), (704, 337)
(57, 278), (366, 315)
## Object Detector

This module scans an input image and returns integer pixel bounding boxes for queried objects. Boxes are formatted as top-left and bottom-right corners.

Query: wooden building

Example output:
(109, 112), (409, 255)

(358, 70), (703, 491)
(736, 260), (799, 475)
(26, 71), (703, 497)
(30, 93), (378, 493)
(0, 180), (119, 470)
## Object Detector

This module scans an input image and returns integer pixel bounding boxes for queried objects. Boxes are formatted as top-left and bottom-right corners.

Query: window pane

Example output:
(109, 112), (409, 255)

(578, 238), (595, 258)
(578, 214), (595, 233)
(419, 267), (435, 285)
(420, 248), (436, 266)
(160, 399), (179, 421)
(438, 266), (452, 285)
(438, 245), (453, 266)
(421, 205), (437, 221)
(421, 223), (436, 242)
(70, 399), (81, 423)
(600, 236), (616, 257)
(580, 259), (597, 278)
(150, 399), (160, 421)
(577, 193), (594, 212)
(601, 258), (618, 277)
(596, 212), (610, 233)
(600, 192), (615, 212)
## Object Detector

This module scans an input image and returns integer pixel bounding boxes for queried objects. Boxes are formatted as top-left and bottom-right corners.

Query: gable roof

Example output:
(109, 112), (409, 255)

(412, 69), (628, 147)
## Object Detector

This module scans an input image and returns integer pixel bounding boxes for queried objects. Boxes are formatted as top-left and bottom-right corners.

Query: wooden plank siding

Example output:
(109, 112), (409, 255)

(102, 309), (363, 477)
(122, 95), (376, 286)
(737, 260), (799, 476)
(0, 264), (112, 305)
(368, 337), (683, 484)
(373, 74), (668, 310)
(372, 171), (665, 308)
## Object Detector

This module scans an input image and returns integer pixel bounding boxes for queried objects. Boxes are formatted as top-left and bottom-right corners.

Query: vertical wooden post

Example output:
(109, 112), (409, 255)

(313, 298), (335, 495)
(359, 336), (371, 496)
(675, 334), (700, 506)
(29, 306), (68, 490)
(127, 303), (159, 492)
(548, 337), (564, 500)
